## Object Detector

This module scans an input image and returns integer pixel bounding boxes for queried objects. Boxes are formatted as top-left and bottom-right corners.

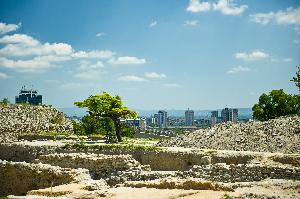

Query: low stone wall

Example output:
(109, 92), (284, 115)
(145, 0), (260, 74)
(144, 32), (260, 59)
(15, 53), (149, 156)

(0, 142), (60, 162)
(1, 142), (300, 172)
(36, 153), (143, 179)
(0, 159), (90, 196)
(184, 163), (300, 182)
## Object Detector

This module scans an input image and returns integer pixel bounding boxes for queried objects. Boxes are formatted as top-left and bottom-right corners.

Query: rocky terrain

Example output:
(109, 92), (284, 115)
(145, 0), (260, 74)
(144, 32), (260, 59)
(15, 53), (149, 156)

(0, 105), (299, 199)
(0, 104), (73, 143)
(157, 115), (300, 154)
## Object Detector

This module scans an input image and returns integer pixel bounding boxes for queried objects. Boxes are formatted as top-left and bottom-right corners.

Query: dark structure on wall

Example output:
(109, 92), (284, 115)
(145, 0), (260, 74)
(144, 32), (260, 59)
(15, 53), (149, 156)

(15, 86), (42, 105)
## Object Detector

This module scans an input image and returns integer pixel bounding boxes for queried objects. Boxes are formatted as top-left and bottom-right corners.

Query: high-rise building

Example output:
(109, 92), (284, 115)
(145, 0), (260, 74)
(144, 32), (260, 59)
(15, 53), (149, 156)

(157, 110), (168, 128)
(15, 86), (42, 105)
(230, 108), (238, 123)
(185, 109), (194, 126)
(221, 108), (238, 123)
(210, 111), (218, 126)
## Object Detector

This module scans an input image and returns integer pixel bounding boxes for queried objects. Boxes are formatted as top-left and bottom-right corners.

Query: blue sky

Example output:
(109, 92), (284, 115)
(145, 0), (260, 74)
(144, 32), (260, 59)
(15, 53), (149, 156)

(0, 0), (299, 110)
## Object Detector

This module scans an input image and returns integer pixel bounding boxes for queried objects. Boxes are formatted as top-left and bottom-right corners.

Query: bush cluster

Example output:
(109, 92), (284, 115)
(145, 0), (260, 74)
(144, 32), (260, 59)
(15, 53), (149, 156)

(73, 115), (135, 138)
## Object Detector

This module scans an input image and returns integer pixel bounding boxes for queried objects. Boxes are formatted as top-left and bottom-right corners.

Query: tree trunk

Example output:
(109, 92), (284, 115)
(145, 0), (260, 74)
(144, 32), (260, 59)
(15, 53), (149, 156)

(114, 119), (122, 142)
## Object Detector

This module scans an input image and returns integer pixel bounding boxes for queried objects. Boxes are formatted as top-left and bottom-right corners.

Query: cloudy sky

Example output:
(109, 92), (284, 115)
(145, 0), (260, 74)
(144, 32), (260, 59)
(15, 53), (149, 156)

(0, 0), (299, 110)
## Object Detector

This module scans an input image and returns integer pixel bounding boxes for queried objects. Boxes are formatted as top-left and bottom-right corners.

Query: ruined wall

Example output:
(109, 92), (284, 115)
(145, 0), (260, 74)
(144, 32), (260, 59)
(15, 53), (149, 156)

(36, 153), (143, 179)
(0, 142), (266, 171)
(0, 159), (90, 196)
(185, 163), (300, 182)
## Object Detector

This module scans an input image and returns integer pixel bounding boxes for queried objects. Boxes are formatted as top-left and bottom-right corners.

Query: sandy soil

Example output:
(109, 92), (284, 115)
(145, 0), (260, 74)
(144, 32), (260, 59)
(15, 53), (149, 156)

(105, 187), (225, 199)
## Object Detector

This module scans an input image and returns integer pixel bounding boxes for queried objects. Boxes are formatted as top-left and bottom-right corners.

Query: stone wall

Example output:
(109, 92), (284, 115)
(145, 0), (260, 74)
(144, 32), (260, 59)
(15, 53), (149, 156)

(183, 163), (300, 182)
(0, 104), (73, 143)
(0, 159), (90, 196)
(1, 142), (299, 171)
(36, 153), (143, 179)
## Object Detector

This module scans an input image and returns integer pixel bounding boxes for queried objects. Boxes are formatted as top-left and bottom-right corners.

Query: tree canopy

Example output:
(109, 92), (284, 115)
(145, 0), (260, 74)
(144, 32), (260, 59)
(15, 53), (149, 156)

(74, 91), (137, 142)
(290, 66), (300, 92)
(252, 89), (299, 121)
(0, 97), (10, 105)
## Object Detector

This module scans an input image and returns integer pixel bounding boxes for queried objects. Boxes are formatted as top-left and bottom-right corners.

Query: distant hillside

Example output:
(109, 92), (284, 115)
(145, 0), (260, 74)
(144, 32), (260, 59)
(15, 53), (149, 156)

(60, 107), (252, 119)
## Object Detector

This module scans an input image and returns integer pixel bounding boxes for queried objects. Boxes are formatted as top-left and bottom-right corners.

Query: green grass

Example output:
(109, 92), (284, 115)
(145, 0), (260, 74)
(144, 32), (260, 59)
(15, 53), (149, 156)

(0, 196), (9, 199)
(221, 194), (233, 199)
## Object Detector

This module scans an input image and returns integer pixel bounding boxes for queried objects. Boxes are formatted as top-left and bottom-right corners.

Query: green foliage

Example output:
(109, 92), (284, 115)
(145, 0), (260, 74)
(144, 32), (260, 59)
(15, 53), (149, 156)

(221, 194), (233, 199)
(121, 123), (135, 138)
(72, 121), (86, 136)
(0, 97), (10, 105)
(290, 66), (300, 91)
(73, 115), (115, 136)
(252, 89), (300, 121)
(74, 91), (137, 142)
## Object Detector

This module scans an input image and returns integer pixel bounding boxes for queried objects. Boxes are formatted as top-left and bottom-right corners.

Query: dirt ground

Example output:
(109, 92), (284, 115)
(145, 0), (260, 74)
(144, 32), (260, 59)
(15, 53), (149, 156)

(105, 187), (225, 199)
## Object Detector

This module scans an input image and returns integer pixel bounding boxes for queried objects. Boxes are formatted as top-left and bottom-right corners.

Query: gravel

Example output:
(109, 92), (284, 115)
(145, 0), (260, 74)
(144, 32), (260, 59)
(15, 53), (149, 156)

(157, 115), (300, 154)
(0, 104), (73, 143)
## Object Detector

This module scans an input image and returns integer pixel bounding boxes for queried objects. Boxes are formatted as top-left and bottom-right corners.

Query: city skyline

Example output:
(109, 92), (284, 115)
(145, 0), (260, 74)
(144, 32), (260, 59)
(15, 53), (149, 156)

(0, 0), (299, 109)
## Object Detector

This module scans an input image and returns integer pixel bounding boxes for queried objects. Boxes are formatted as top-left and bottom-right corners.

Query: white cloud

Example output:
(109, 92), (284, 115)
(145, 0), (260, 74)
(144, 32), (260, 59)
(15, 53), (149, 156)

(118, 75), (147, 82)
(294, 39), (300, 44)
(235, 50), (269, 61)
(145, 72), (166, 79)
(96, 32), (105, 37)
(183, 20), (199, 26)
(0, 22), (21, 34)
(213, 0), (248, 15)
(0, 38), (73, 58)
(0, 29), (141, 73)
(283, 58), (293, 62)
(227, 66), (250, 74)
(74, 70), (105, 80)
(0, 57), (52, 72)
(44, 79), (60, 84)
(250, 6), (300, 26)
(186, 0), (211, 13)
(0, 72), (9, 79)
(149, 21), (157, 27)
(60, 82), (96, 90)
(163, 83), (181, 88)
(75, 61), (105, 80)
(294, 27), (300, 34)
(78, 60), (104, 71)
(72, 50), (113, 59)
(0, 34), (39, 46)
(109, 56), (146, 65)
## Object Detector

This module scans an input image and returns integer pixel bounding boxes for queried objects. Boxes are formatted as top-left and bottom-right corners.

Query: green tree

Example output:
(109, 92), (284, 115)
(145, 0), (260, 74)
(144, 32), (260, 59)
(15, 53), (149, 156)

(290, 66), (300, 92)
(0, 97), (10, 105)
(73, 115), (115, 136)
(74, 91), (137, 142)
(252, 89), (299, 121)
(121, 123), (135, 138)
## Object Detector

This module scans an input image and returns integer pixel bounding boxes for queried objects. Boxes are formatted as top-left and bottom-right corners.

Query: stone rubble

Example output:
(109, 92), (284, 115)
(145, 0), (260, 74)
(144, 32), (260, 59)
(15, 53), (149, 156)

(0, 104), (73, 143)
(157, 115), (300, 153)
